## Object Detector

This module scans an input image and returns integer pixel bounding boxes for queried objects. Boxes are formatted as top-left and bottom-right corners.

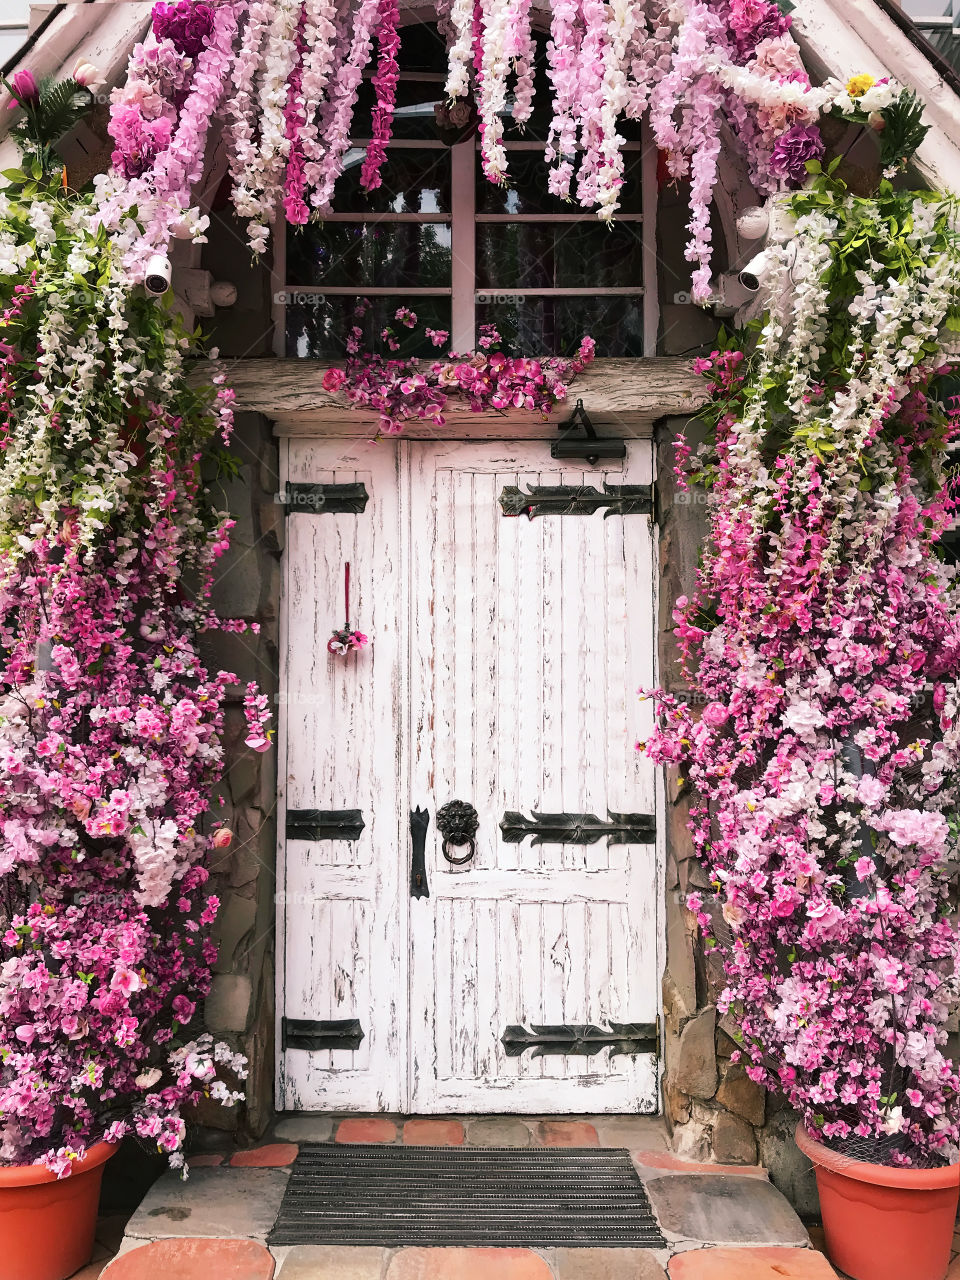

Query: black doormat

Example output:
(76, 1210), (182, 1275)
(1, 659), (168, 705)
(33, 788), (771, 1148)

(268, 1144), (666, 1248)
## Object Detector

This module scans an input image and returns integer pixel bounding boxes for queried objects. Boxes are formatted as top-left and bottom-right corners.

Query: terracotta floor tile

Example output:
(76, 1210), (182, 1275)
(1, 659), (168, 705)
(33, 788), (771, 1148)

(386, 1248), (551, 1280)
(101, 1238), (275, 1279)
(668, 1247), (837, 1279)
(230, 1143), (299, 1168)
(403, 1119), (465, 1146)
(535, 1120), (600, 1147)
(335, 1117), (398, 1144)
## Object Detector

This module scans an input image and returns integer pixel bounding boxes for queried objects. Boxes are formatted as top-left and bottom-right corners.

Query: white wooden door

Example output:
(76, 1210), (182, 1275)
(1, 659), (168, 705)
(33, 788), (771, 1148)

(407, 442), (659, 1113)
(278, 438), (659, 1113)
(277, 440), (406, 1112)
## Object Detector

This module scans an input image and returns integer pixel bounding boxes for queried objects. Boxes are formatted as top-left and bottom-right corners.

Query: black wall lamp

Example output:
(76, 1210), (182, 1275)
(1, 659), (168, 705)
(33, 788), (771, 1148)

(551, 399), (626, 465)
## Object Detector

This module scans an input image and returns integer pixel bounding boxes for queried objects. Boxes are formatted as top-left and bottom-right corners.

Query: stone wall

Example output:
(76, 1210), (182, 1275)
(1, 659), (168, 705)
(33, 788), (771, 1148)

(655, 417), (818, 1215)
(190, 407), (282, 1144)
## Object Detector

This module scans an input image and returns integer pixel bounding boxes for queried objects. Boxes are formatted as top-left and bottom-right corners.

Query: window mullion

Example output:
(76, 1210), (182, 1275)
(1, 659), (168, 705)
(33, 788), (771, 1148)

(450, 139), (476, 352)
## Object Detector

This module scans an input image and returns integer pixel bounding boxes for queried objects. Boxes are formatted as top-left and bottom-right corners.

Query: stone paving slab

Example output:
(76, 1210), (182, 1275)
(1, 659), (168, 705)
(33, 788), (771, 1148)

(336, 1118), (399, 1144)
(595, 1119), (668, 1152)
(635, 1153), (768, 1178)
(465, 1118), (532, 1147)
(645, 1175), (809, 1246)
(403, 1119), (465, 1146)
(275, 1246), (386, 1278)
(231, 1143), (300, 1167)
(274, 1117), (336, 1143)
(535, 1121), (600, 1147)
(385, 1249), (552, 1280)
(125, 1168), (289, 1242)
(667, 1247), (837, 1278)
(102, 1238), (276, 1279)
(552, 1247), (669, 1279)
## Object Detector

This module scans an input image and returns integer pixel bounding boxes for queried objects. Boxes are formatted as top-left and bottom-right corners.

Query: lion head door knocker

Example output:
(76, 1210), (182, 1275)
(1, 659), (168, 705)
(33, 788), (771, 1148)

(436, 800), (479, 866)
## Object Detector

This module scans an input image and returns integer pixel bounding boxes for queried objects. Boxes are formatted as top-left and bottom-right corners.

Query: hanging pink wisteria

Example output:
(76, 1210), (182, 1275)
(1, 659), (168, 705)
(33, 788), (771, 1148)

(89, 0), (824, 298)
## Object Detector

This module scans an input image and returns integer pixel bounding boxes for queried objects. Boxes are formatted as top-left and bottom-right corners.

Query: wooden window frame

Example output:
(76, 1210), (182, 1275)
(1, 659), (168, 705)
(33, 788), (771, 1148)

(272, 81), (660, 358)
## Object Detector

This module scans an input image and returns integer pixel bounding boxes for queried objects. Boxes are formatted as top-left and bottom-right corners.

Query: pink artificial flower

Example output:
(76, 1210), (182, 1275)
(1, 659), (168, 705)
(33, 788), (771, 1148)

(701, 701), (729, 728)
(6, 70), (39, 108)
(322, 368), (347, 392)
(211, 827), (233, 849)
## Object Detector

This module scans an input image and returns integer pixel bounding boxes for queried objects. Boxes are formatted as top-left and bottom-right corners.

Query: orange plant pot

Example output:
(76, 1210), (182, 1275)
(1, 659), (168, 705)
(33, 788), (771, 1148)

(795, 1122), (960, 1280)
(0, 1140), (115, 1280)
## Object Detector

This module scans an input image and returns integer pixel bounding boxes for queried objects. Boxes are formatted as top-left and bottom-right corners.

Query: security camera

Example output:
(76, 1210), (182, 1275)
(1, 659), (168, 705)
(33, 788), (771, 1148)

(710, 272), (760, 315)
(738, 248), (777, 293)
(144, 254), (172, 297)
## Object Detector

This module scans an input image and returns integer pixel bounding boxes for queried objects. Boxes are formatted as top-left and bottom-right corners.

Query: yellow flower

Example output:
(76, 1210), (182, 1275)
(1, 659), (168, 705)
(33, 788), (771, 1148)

(846, 74), (876, 98)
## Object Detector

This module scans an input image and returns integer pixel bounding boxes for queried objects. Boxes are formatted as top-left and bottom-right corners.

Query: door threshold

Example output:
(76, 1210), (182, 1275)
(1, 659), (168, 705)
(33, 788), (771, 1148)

(270, 1111), (668, 1152)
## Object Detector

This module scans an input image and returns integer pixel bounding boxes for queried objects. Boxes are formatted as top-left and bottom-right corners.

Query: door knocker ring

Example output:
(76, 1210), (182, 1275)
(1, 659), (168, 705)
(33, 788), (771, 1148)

(436, 800), (479, 865)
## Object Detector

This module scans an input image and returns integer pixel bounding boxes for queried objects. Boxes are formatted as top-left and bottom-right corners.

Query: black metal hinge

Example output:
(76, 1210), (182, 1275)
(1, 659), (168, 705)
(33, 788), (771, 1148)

(500, 810), (656, 846)
(502, 1020), (659, 1058)
(282, 1018), (365, 1051)
(286, 809), (365, 841)
(499, 484), (654, 519)
(284, 482), (369, 515)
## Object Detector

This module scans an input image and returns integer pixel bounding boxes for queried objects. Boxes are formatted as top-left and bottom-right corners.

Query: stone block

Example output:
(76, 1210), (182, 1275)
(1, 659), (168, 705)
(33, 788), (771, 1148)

(712, 1112), (757, 1165)
(667, 1248), (837, 1279)
(466, 1117), (532, 1147)
(595, 1117), (667, 1152)
(535, 1120), (600, 1147)
(662, 1074), (691, 1127)
(276, 1246), (385, 1279)
(335, 1117), (397, 1144)
(716, 1065), (765, 1127)
(213, 893), (258, 974)
(206, 974), (253, 1033)
(634, 1152), (767, 1178)
(258, 500), (285, 556)
(403, 1119), (464, 1145)
(645, 1174), (808, 1246)
(273, 1116), (335, 1143)
(386, 1249), (552, 1280)
(102, 1238), (276, 1279)
(664, 906), (697, 1026)
(758, 1110), (820, 1220)
(231, 1143), (299, 1168)
(125, 1168), (289, 1241)
(675, 1006), (718, 1100)
(553, 1248), (668, 1279)
(228, 753), (260, 806)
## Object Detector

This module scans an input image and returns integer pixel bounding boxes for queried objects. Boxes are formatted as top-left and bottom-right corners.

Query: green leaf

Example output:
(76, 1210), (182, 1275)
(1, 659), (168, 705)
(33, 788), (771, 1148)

(1, 168), (25, 182)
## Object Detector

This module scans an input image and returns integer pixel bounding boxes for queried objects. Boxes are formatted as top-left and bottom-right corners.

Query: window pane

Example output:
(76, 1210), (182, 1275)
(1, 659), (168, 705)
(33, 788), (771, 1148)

(476, 296), (644, 358)
(477, 151), (643, 215)
(287, 223), (451, 288)
(477, 221), (643, 289)
(329, 147), (450, 214)
(286, 296), (452, 360)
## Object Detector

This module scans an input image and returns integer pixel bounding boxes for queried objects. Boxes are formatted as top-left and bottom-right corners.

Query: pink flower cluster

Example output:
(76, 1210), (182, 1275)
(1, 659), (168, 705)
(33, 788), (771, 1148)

(327, 309), (595, 436)
(644, 349), (960, 1164)
(97, 0), (822, 292)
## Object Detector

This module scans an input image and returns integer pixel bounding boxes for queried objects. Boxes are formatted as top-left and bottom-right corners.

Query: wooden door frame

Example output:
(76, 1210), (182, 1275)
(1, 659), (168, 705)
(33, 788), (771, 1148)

(275, 426), (666, 1115)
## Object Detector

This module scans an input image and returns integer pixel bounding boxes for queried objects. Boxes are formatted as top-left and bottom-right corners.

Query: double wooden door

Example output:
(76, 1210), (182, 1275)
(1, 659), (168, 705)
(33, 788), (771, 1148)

(277, 438), (660, 1113)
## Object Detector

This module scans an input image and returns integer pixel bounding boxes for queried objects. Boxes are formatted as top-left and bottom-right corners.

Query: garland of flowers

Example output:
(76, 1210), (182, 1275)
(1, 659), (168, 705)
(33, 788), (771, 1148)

(26, 0), (831, 295)
(0, 75), (269, 1172)
(324, 305), (595, 436)
(644, 142), (960, 1163)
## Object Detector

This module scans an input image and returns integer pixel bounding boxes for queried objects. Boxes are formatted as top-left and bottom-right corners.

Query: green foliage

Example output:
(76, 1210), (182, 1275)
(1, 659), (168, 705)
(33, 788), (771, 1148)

(2, 76), (94, 178)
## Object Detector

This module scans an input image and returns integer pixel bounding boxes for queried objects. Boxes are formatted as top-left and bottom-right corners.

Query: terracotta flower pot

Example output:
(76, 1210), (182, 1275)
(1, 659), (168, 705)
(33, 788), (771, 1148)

(795, 1122), (960, 1280)
(0, 1141), (115, 1280)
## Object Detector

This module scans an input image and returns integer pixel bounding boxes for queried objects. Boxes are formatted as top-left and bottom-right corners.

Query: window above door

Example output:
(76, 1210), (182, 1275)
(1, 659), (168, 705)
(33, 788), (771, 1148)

(277, 22), (656, 361)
